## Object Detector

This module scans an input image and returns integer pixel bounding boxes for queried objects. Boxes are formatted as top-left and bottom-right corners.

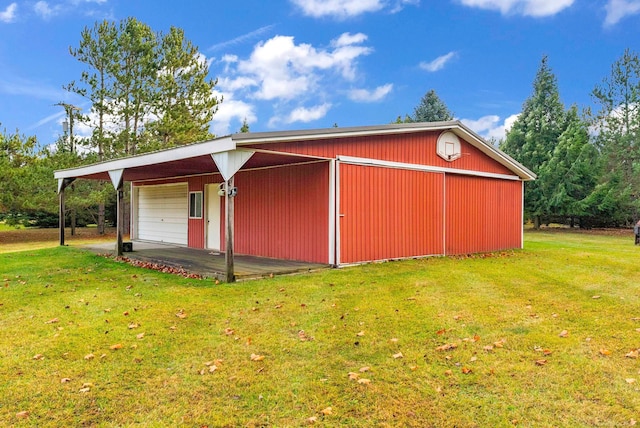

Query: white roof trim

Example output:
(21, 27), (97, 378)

(54, 136), (235, 180)
(338, 155), (522, 181)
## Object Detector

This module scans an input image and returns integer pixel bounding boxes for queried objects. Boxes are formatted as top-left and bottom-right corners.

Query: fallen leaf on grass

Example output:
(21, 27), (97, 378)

(390, 338), (399, 343)
(84, 353), (95, 360)
(298, 330), (313, 341)
(483, 345), (494, 352)
(535, 359), (548, 366)
(175, 309), (187, 319)
(626, 378), (636, 384)
(32, 354), (44, 360)
(128, 323), (139, 329)
(436, 343), (458, 352)
(136, 332), (145, 339)
(461, 367), (472, 374)
(444, 369), (453, 376)
(45, 318), (59, 324)
(348, 372), (359, 380)
(224, 328), (234, 336)
(250, 353), (265, 361)
(61, 378), (71, 383)
(307, 416), (317, 424)
(357, 378), (371, 385)
(559, 330), (569, 338)
(356, 331), (365, 337)
(494, 339), (506, 348)
(599, 348), (611, 356)
(625, 349), (639, 359)
(392, 352), (404, 359)
(320, 407), (333, 415)
(359, 366), (370, 372)
(79, 387), (91, 393)
(592, 295), (601, 299)
(110, 343), (123, 350)
(16, 411), (29, 419)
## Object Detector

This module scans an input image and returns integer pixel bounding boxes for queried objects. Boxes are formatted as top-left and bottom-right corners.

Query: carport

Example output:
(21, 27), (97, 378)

(54, 134), (328, 283)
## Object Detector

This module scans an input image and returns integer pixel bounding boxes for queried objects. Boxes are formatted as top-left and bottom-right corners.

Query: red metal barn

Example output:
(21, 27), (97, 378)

(55, 121), (535, 272)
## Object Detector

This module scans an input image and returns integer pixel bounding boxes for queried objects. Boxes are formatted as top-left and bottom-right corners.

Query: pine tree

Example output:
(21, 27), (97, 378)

(539, 106), (600, 227)
(501, 56), (566, 228)
(411, 89), (454, 122)
(590, 49), (640, 224)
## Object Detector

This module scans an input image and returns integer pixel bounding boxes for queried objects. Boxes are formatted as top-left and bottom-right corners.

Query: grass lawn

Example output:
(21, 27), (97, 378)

(1, 230), (639, 427)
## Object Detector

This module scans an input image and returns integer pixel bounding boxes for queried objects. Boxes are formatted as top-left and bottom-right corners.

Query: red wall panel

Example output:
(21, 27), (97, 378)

(339, 163), (445, 264)
(445, 175), (522, 255)
(226, 162), (330, 263)
(247, 131), (513, 176)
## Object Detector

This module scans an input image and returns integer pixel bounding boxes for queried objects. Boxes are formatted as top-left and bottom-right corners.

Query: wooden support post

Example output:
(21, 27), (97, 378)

(116, 185), (124, 256)
(225, 175), (235, 283)
(59, 186), (65, 246)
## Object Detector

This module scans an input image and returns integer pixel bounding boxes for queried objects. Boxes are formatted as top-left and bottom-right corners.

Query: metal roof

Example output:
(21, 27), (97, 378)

(54, 121), (535, 182)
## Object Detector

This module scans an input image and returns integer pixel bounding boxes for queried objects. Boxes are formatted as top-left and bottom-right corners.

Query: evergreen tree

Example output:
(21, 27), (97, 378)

(501, 56), (566, 228)
(411, 89), (454, 122)
(590, 49), (640, 224)
(539, 106), (600, 227)
(147, 26), (219, 146)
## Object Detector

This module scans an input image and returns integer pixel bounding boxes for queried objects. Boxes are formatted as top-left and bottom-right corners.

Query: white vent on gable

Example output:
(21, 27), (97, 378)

(437, 131), (461, 162)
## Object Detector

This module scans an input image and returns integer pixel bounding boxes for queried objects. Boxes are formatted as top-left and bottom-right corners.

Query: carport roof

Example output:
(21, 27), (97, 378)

(53, 121), (536, 183)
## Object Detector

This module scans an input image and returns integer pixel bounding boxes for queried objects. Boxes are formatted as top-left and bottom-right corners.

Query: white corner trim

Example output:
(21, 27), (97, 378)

(337, 155), (522, 181)
(211, 150), (255, 181)
(108, 169), (124, 190)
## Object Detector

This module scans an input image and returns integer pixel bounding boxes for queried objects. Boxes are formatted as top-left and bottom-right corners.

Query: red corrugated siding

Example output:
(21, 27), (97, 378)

(445, 175), (522, 255)
(339, 163), (444, 264)
(222, 162), (330, 263)
(247, 132), (513, 176)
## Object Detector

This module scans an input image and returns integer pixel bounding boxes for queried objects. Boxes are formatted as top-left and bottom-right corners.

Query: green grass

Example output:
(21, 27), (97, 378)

(1, 231), (639, 427)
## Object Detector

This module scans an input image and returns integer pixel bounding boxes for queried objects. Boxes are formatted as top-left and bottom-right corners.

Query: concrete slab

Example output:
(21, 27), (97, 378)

(81, 241), (329, 281)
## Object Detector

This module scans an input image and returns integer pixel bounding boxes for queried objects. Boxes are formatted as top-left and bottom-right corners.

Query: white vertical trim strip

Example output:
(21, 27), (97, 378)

(129, 183), (138, 239)
(328, 160), (336, 266)
(443, 174), (447, 256)
(521, 181), (525, 249)
(335, 160), (341, 266)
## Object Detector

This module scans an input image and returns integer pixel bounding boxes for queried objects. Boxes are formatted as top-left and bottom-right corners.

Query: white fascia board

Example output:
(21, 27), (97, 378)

(54, 137), (235, 180)
(338, 155), (522, 181)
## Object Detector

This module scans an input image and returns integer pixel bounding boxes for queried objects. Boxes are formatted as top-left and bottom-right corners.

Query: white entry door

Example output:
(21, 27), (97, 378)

(206, 184), (222, 250)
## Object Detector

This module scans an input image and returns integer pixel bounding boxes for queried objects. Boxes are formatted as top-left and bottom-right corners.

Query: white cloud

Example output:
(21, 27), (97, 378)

(235, 32), (372, 101)
(290, 0), (385, 18)
(0, 2), (17, 23)
(604, 0), (640, 26)
(210, 90), (257, 136)
(208, 24), (276, 52)
(34, 1), (61, 20)
(270, 103), (332, 126)
(461, 113), (519, 141)
(419, 51), (458, 72)
(390, 0), (420, 13)
(457, 0), (574, 17)
(348, 83), (393, 102)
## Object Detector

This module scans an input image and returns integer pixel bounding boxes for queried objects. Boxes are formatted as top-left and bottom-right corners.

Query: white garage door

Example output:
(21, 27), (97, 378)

(137, 183), (188, 245)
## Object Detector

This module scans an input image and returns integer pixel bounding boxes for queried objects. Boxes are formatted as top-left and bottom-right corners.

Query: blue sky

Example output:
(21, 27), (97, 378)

(0, 0), (639, 147)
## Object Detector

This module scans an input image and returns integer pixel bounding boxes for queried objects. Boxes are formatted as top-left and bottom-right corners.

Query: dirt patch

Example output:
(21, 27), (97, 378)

(0, 227), (118, 244)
